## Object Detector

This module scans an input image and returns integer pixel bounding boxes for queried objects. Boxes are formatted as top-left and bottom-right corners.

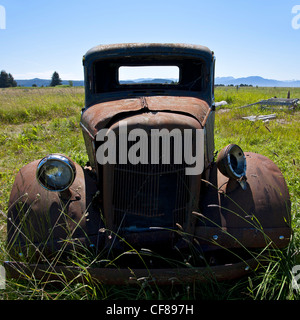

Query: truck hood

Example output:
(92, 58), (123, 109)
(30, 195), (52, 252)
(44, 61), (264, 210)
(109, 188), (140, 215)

(80, 95), (210, 137)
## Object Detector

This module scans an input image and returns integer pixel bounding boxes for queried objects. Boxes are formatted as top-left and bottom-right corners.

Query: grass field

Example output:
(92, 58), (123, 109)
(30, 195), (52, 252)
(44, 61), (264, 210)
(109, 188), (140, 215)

(0, 86), (299, 300)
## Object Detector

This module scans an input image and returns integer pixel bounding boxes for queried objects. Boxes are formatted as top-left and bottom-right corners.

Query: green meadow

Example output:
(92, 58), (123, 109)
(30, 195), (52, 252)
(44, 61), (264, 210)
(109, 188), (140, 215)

(0, 86), (299, 299)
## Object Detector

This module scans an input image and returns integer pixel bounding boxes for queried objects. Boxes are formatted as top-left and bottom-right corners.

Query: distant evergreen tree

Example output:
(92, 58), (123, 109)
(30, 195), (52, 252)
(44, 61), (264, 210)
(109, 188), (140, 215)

(0, 70), (8, 88)
(50, 71), (62, 87)
(0, 70), (17, 88)
(8, 73), (17, 87)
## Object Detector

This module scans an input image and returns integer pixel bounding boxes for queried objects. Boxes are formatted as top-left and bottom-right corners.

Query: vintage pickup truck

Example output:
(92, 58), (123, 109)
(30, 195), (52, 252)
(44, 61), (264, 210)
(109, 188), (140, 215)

(5, 43), (291, 284)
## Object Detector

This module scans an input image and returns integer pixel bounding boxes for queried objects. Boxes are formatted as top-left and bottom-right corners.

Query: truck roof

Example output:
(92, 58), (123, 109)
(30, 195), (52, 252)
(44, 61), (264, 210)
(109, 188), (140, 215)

(84, 43), (213, 63)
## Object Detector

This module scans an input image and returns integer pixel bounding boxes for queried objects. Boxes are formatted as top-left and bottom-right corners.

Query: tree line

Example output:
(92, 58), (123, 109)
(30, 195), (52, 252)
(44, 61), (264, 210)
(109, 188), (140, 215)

(215, 84), (253, 87)
(0, 70), (63, 88)
(0, 70), (17, 88)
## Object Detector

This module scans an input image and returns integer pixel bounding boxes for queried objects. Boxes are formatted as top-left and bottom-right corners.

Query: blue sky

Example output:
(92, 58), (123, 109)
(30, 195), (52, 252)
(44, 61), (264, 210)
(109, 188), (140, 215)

(0, 0), (299, 80)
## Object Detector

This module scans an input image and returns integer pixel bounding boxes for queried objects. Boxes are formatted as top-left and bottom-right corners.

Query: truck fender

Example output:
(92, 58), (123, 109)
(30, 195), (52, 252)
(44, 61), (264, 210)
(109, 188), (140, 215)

(7, 159), (102, 259)
(197, 152), (291, 249)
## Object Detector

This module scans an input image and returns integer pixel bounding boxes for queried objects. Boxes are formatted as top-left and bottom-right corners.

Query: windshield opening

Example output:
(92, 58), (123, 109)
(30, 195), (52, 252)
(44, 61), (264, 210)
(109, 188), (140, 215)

(118, 66), (179, 85)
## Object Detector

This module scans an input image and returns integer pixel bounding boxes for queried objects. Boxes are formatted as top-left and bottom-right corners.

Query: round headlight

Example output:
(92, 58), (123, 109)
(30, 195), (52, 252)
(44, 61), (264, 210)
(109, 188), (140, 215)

(216, 144), (247, 180)
(36, 154), (76, 192)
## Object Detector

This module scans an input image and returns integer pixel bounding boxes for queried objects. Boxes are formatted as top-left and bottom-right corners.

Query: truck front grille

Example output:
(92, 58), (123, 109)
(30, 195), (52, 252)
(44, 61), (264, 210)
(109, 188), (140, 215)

(112, 140), (190, 232)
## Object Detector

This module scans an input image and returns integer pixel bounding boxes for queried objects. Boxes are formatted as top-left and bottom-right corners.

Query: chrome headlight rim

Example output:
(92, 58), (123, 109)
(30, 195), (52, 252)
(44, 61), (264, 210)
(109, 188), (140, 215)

(217, 144), (247, 180)
(36, 154), (76, 192)
(226, 144), (247, 179)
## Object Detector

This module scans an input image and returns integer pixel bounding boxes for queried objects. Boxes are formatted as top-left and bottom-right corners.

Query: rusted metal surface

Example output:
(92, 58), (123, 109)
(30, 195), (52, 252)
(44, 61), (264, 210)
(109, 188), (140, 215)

(84, 43), (213, 61)
(80, 95), (209, 137)
(102, 112), (202, 241)
(80, 95), (210, 177)
(194, 226), (290, 249)
(80, 95), (210, 178)
(198, 153), (291, 249)
(6, 43), (292, 284)
(7, 160), (102, 259)
(4, 257), (261, 285)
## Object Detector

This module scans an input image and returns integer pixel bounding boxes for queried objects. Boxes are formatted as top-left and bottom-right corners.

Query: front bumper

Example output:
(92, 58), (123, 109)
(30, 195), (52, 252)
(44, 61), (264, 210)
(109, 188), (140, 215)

(5, 257), (261, 285)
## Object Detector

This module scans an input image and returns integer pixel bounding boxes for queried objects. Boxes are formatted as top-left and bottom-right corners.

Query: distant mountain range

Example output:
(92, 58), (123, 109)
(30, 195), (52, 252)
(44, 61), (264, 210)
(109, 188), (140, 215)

(16, 78), (84, 87)
(16, 76), (300, 87)
(120, 78), (176, 84)
(215, 76), (300, 87)
(16, 78), (175, 87)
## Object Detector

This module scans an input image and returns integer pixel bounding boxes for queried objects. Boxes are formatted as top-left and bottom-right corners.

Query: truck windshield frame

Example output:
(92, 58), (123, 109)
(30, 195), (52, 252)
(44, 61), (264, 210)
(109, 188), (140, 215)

(91, 58), (207, 94)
